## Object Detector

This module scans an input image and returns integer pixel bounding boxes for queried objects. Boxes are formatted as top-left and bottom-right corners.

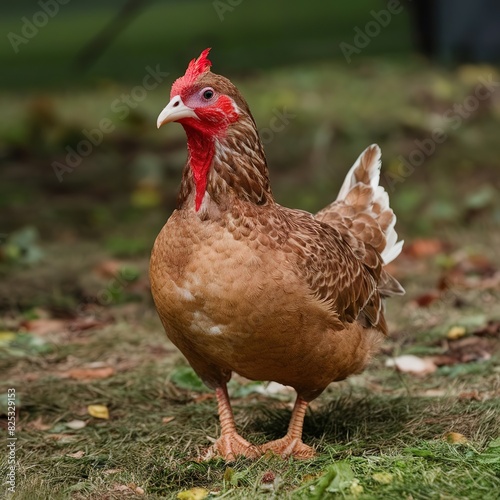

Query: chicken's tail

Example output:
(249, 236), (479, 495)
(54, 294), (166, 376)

(315, 145), (404, 293)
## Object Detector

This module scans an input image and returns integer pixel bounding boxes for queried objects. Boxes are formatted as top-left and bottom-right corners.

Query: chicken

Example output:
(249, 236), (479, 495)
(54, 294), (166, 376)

(150, 48), (404, 460)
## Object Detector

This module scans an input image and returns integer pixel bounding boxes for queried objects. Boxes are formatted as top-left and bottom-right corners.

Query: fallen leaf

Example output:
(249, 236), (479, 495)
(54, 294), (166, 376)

(65, 367), (115, 380)
(404, 238), (446, 258)
(252, 381), (295, 400)
(447, 326), (467, 340)
(94, 259), (123, 278)
(68, 317), (109, 333)
(170, 366), (207, 392)
(27, 417), (52, 431)
(46, 433), (76, 442)
(65, 419), (87, 430)
(87, 405), (109, 419)
(177, 487), (209, 500)
(66, 450), (85, 459)
(413, 291), (440, 307)
(21, 319), (66, 335)
(431, 355), (460, 367)
(103, 468), (122, 475)
(478, 438), (500, 464)
(458, 390), (482, 401)
(162, 416), (176, 424)
(350, 478), (363, 496)
(113, 484), (130, 492)
(386, 355), (437, 375)
(372, 472), (393, 484)
(474, 320), (500, 337)
(446, 336), (493, 363)
(0, 332), (16, 343)
(444, 432), (468, 444)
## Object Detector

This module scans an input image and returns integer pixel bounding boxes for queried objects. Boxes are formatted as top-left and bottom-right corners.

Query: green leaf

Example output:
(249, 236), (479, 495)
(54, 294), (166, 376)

(405, 448), (435, 458)
(169, 366), (207, 392)
(310, 461), (355, 498)
(477, 437), (500, 464)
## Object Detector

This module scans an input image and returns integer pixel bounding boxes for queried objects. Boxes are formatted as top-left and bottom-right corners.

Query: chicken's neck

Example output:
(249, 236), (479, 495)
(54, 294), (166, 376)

(178, 117), (273, 212)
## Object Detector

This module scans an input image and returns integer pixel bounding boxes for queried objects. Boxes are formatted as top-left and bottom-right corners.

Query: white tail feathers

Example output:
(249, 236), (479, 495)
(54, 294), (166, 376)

(336, 144), (403, 265)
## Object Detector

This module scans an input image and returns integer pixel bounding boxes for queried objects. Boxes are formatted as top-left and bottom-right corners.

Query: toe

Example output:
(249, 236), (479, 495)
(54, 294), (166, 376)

(262, 437), (315, 459)
(201, 433), (261, 461)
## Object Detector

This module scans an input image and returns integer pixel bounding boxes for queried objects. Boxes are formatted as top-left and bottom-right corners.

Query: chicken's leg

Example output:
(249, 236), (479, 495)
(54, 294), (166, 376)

(202, 385), (260, 460)
(261, 396), (315, 459)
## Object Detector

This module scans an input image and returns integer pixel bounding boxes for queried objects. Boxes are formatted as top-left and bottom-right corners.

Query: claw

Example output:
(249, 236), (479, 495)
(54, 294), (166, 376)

(261, 436), (315, 459)
(201, 432), (261, 461)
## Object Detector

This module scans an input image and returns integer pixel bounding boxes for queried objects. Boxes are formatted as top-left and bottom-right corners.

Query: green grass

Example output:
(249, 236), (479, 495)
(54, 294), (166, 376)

(1, 226), (500, 498)
(1, 23), (500, 498)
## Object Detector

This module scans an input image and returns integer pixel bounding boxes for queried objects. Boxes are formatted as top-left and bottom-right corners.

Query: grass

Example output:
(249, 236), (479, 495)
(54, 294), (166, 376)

(1, 226), (500, 498)
(1, 40), (500, 499)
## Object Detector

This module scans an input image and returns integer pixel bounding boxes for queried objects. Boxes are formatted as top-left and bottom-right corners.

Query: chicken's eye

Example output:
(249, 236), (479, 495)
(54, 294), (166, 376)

(202, 88), (214, 100)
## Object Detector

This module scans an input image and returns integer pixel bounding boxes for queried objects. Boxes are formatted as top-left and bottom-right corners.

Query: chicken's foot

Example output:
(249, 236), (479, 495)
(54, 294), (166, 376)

(261, 396), (315, 459)
(201, 385), (260, 461)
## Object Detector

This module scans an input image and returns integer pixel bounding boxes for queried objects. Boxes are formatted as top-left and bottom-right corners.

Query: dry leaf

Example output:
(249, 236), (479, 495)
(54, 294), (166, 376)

(113, 484), (130, 492)
(386, 355), (437, 375)
(68, 317), (109, 333)
(0, 331), (16, 342)
(404, 238), (445, 258)
(94, 259), (123, 278)
(444, 432), (468, 444)
(46, 433), (76, 442)
(474, 320), (500, 337)
(413, 291), (440, 308)
(177, 487), (209, 500)
(447, 336), (493, 363)
(103, 468), (122, 475)
(21, 319), (66, 335)
(447, 326), (466, 340)
(28, 417), (52, 431)
(66, 450), (85, 459)
(372, 472), (393, 484)
(87, 404), (109, 419)
(162, 416), (176, 424)
(458, 390), (482, 401)
(65, 419), (87, 430)
(65, 367), (115, 380)
(431, 355), (460, 367)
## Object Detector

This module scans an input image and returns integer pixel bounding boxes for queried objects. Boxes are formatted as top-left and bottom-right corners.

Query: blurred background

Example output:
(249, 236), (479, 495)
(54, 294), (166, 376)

(1, 2), (500, 497)
(1, 0), (499, 320)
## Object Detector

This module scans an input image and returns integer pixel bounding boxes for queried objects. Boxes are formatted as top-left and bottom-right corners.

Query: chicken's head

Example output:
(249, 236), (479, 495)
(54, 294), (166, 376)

(157, 48), (248, 137)
(156, 49), (269, 211)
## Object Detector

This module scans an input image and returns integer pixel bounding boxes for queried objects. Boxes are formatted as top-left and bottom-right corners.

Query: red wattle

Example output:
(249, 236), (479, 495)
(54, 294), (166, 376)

(185, 128), (215, 211)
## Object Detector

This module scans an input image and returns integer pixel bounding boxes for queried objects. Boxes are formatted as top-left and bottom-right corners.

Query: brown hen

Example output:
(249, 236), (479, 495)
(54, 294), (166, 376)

(150, 49), (404, 460)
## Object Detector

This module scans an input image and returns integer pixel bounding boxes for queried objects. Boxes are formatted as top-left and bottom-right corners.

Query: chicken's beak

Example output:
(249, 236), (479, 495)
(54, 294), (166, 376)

(157, 95), (198, 128)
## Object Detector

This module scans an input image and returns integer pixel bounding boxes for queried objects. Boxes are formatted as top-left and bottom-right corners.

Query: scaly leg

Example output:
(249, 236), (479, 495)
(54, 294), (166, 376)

(261, 395), (315, 459)
(202, 385), (260, 461)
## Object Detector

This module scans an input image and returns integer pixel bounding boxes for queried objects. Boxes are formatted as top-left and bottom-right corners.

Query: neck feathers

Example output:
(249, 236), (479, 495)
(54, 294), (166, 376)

(178, 114), (273, 211)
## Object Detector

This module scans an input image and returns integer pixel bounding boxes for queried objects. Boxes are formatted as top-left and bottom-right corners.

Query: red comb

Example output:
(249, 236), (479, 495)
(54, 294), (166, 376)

(171, 48), (212, 97)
